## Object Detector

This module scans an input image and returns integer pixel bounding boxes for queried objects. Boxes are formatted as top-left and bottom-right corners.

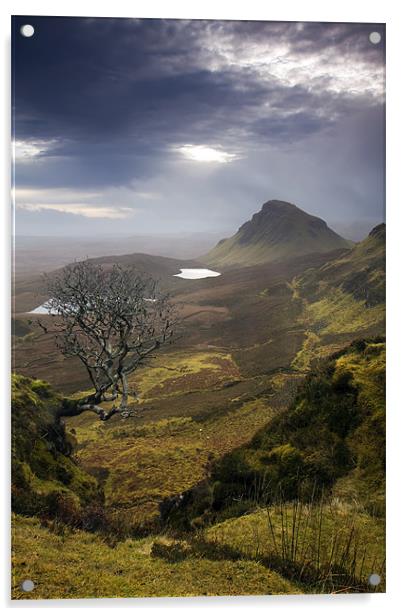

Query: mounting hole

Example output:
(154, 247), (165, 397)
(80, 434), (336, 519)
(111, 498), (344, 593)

(369, 31), (381, 45)
(21, 579), (35, 592)
(20, 24), (35, 38)
(368, 573), (381, 586)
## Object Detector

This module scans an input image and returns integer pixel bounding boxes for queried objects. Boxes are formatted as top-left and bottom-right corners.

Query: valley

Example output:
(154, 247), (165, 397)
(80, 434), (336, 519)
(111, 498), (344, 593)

(11, 201), (386, 598)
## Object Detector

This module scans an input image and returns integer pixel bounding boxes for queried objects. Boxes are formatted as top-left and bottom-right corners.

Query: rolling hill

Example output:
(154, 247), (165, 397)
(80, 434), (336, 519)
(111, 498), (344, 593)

(296, 223), (385, 309)
(289, 222), (385, 371)
(204, 200), (352, 267)
(11, 214), (385, 598)
(168, 337), (385, 527)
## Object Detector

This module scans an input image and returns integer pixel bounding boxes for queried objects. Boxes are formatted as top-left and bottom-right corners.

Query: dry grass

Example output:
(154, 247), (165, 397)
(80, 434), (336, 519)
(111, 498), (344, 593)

(206, 500), (385, 593)
(12, 514), (301, 599)
(68, 396), (277, 526)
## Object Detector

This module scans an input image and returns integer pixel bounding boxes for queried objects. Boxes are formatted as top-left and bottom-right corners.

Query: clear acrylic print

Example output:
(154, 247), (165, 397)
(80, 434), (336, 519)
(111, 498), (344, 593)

(11, 16), (385, 599)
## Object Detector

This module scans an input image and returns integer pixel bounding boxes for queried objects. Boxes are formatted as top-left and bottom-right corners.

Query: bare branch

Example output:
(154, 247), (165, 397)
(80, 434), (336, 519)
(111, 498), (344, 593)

(40, 261), (177, 420)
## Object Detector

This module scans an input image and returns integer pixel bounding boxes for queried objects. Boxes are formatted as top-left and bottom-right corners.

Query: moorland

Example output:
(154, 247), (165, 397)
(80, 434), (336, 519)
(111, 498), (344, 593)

(11, 200), (385, 598)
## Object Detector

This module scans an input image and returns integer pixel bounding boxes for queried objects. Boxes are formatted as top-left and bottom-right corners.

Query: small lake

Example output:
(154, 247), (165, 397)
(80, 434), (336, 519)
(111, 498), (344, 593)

(28, 301), (58, 315)
(28, 298), (157, 314)
(28, 269), (222, 313)
(174, 268), (221, 279)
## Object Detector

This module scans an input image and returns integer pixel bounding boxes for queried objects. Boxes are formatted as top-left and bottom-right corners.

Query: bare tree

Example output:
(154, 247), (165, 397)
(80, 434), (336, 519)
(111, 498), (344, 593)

(39, 260), (176, 420)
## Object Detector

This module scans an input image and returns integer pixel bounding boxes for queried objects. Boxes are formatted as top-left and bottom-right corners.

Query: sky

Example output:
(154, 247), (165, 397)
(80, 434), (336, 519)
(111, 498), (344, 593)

(12, 17), (385, 239)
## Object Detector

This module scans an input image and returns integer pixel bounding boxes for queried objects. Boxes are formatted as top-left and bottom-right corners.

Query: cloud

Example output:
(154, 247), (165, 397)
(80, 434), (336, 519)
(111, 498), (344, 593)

(12, 17), (385, 236)
(17, 203), (132, 219)
(14, 187), (142, 219)
(173, 144), (240, 163)
(12, 139), (58, 160)
(199, 21), (385, 99)
(13, 18), (384, 148)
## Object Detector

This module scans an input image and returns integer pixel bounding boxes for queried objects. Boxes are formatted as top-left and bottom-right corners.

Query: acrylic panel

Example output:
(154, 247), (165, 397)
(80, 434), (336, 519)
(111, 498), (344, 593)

(11, 16), (385, 599)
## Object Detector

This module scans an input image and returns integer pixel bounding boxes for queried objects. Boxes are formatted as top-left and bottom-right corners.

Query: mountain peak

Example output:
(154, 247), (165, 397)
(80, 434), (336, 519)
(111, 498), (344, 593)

(205, 199), (351, 267)
(260, 200), (327, 223)
(261, 199), (301, 212)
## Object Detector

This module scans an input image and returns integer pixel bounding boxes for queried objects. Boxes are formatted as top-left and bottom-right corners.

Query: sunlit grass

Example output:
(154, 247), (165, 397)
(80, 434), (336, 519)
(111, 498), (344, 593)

(206, 501), (385, 593)
(12, 514), (301, 599)
(306, 288), (384, 336)
(67, 398), (275, 525)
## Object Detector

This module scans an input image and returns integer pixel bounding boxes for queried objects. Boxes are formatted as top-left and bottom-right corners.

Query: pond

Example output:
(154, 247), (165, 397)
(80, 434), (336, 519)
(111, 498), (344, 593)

(28, 269), (222, 313)
(173, 268), (221, 279)
(28, 298), (157, 314)
(28, 301), (58, 315)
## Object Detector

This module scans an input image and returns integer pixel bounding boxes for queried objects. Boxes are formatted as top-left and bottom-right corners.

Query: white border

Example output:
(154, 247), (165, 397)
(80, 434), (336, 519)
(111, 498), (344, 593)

(1, 1), (401, 614)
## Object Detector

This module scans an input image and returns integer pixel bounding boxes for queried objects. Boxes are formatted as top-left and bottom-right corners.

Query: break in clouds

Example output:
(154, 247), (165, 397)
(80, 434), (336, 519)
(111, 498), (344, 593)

(12, 17), (385, 238)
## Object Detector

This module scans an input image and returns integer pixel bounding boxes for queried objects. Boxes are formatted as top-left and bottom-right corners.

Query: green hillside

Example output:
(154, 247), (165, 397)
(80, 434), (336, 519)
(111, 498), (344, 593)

(205, 200), (352, 267)
(290, 223), (385, 371)
(12, 374), (100, 518)
(296, 223), (385, 311)
(12, 514), (301, 599)
(11, 220), (385, 598)
(11, 338), (385, 598)
(168, 338), (385, 528)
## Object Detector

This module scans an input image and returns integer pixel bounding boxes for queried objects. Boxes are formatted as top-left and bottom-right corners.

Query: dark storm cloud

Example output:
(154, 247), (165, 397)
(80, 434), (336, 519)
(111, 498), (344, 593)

(232, 20), (385, 58)
(13, 17), (384, 145)
(12, 16), (385, 235)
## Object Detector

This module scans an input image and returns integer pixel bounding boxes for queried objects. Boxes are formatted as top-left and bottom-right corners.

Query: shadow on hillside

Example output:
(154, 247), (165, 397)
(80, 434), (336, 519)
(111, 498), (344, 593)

(151, 532), (384, 594)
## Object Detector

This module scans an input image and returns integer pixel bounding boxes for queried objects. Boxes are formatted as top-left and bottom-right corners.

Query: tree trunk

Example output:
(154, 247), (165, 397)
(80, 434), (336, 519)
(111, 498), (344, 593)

(58, 393), (118, 421)
(58, 374), (136, 422)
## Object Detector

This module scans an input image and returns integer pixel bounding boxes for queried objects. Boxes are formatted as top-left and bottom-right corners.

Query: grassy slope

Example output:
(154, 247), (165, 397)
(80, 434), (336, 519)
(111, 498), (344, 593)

(11, 354), (304, 599)
(182, 339), (385, 524)
(65, 350), (301, 526)
(12, 254), (321, 393)
(11, 374), (100, 516)
(332, 341), (385, 510)
(13, 229), (383, 394)
(11, 226), (385, 598)
(205, 201), (352, 267)
(289, 225), (385, 372)
(12, 496), (384, 599)
(206, 235), (350, 268)
(206, 502), (385, 592)
(207, 504), (384, 568)
(12, 339), (384, 598)
(12, 514), (300, 599)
